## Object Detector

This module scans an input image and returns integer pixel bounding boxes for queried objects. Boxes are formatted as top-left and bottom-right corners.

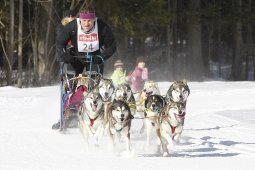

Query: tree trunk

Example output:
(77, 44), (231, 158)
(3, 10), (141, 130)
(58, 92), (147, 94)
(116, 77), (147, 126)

(231, 0), (243, 80)
(43, 0), (53, 83)
(7, 0), (15, 85)
(166, 0), (177, 81)
(18, 0), (23, 88)
(30, 3), (39, 85)
(246, 0), (252, 80)
(187, 0), (204, 81)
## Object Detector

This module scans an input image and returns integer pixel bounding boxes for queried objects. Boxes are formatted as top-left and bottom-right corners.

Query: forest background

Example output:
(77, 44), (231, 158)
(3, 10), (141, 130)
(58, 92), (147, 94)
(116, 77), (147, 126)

(0, 0), (254, 87)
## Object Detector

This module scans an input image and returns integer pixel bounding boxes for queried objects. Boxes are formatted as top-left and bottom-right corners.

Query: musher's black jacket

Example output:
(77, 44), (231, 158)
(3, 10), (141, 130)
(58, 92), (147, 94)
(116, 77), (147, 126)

(56, 18), (116, 63)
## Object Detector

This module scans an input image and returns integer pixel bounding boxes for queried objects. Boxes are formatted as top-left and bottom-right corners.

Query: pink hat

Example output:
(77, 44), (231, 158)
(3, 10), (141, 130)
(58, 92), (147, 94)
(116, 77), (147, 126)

(79, 12), (96, 19)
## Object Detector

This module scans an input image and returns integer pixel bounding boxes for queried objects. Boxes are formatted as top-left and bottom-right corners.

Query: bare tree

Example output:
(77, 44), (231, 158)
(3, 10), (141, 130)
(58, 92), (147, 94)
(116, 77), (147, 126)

(231, 0), (243, 80)
(7, 0), (15, 85)
(187, 0), (204, 80)
(18, 0), (23, 88)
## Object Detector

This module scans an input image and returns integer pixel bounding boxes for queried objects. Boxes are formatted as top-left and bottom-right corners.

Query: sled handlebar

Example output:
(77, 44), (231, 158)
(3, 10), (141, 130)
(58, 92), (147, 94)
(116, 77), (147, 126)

(72, 54), (104, 64)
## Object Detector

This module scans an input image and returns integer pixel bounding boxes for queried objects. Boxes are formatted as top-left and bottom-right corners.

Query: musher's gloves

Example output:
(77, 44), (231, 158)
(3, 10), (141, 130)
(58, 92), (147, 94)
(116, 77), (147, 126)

(91, 55), (104, 64)
(61, 53), (73, 63)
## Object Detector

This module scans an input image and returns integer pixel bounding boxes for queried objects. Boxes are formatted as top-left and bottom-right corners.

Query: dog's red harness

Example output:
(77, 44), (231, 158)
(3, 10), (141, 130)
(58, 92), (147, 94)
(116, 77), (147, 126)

(170, 125), (176, 134)
(161, 112), (185, 134)
(84, 109), (101, 127)
(90, 118), (97, 126)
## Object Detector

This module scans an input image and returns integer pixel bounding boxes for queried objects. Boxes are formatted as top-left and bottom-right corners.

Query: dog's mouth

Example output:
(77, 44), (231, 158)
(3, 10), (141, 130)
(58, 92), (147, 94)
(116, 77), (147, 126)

(174, 112), (186, 122)
(146, 91), (153, 96)
(179, 98), (184, 102)
(90, 103), (98, 112)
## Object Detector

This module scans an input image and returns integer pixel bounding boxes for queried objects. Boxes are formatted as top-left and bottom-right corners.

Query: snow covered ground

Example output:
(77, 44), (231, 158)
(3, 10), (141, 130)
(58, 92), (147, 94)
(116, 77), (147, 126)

(0, 81), (255, 170)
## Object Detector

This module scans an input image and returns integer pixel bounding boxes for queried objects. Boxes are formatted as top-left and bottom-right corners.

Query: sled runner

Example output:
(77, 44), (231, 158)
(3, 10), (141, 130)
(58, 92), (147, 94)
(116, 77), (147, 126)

(59, 55), (103, 132)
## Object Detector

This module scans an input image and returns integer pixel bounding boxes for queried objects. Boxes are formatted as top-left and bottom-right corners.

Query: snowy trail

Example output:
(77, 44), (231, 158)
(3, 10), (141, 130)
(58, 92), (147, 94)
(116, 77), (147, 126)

(1, 82), (255, 170)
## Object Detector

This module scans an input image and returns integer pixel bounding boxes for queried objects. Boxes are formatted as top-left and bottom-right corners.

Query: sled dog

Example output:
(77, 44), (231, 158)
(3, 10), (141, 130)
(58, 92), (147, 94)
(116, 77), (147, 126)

(136, 80), (160, 112)
(165, 80), (190, 106)
(108, 100), (133, 152)
(144, 94), (166, 149)
(78, 88), (104, 147)
(98, 78), (115, 102)
(114, 83), (136, 115)
(159, 102), (186, 156)
(98, 78), (115, 126)
(136, 80), (161, 133)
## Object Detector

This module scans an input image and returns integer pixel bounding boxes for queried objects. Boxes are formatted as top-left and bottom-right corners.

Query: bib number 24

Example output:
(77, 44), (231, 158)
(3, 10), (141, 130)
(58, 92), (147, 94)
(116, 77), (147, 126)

(83, 43), (94, 52)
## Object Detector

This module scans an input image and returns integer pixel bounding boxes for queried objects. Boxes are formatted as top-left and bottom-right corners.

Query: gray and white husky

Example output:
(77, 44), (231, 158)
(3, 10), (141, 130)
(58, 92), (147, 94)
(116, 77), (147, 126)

(98, 78), (115, 102)
(159, 102), (186, 156)
(98, 78), (115, 126)
(78, 88), (104, 147)
(108, 100), (133, 152)
(165, 80), (190, 106)
(114, 83), (136, 115)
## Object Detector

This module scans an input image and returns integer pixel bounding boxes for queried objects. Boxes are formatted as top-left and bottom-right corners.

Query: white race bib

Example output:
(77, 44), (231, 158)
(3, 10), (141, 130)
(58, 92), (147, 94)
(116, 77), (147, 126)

(77, 18), (99, 53)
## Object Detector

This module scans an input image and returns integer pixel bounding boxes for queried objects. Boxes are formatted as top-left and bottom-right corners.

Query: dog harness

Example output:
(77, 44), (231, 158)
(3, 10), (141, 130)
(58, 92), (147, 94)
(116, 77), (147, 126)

(161, 111), (185, 134)
(81, 104), (103, 127)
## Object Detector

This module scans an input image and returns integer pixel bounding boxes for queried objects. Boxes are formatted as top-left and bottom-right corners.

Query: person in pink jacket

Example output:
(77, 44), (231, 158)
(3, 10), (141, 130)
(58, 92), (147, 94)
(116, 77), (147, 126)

(128, 57), (148, 93)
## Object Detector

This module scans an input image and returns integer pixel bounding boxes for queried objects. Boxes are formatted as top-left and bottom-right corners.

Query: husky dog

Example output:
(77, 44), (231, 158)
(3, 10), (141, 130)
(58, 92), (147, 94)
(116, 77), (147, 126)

(108, 100), (133, 152)
(98, 78), (115, 102)
(136, 80), (160, 112)
(165, 80), (190, 106)
(159, 102), (186, 156)
(114, 83), (136, 115)
(78, 88), (104, 147)
(98, 78), (115, 126)
(144, 94), (166, 150)
(136, 81), (161, 133)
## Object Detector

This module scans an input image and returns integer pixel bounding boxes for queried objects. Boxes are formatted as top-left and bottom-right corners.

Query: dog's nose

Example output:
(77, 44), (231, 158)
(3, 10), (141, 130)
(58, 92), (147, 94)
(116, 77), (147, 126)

(179, 95), (183, 98)
(105, 92), (108, 96)
(179, 111), (182, 114)
(152, 103), (156, 107)
(121, 114), (124, 118)
(93, 100), (97, 105)
(123, 93), (127, 96)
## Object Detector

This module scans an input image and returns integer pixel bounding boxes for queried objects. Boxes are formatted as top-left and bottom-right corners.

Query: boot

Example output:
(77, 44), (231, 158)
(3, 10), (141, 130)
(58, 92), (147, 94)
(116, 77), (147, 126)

(52, 121), (60, 130)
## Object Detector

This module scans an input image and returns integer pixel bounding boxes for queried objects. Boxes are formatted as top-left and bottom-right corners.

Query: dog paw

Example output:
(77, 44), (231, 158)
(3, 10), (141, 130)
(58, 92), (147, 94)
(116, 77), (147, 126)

(163, 152), (169, 157)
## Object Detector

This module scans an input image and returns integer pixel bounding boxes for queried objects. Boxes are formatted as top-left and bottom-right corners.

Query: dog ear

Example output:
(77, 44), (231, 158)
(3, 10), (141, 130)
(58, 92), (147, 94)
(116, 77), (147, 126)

(165, 83), (174, 101)
(169, 83), (174, 92)
(182, 79), (187, 85)
(160, 95), (166, 107)
(109, 78), (114, 86)
(186, 86), (190, 95)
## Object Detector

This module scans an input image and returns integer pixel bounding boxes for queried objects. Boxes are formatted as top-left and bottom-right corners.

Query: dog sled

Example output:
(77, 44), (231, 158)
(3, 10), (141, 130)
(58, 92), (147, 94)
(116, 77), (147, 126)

(58, 55), (103, 132)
